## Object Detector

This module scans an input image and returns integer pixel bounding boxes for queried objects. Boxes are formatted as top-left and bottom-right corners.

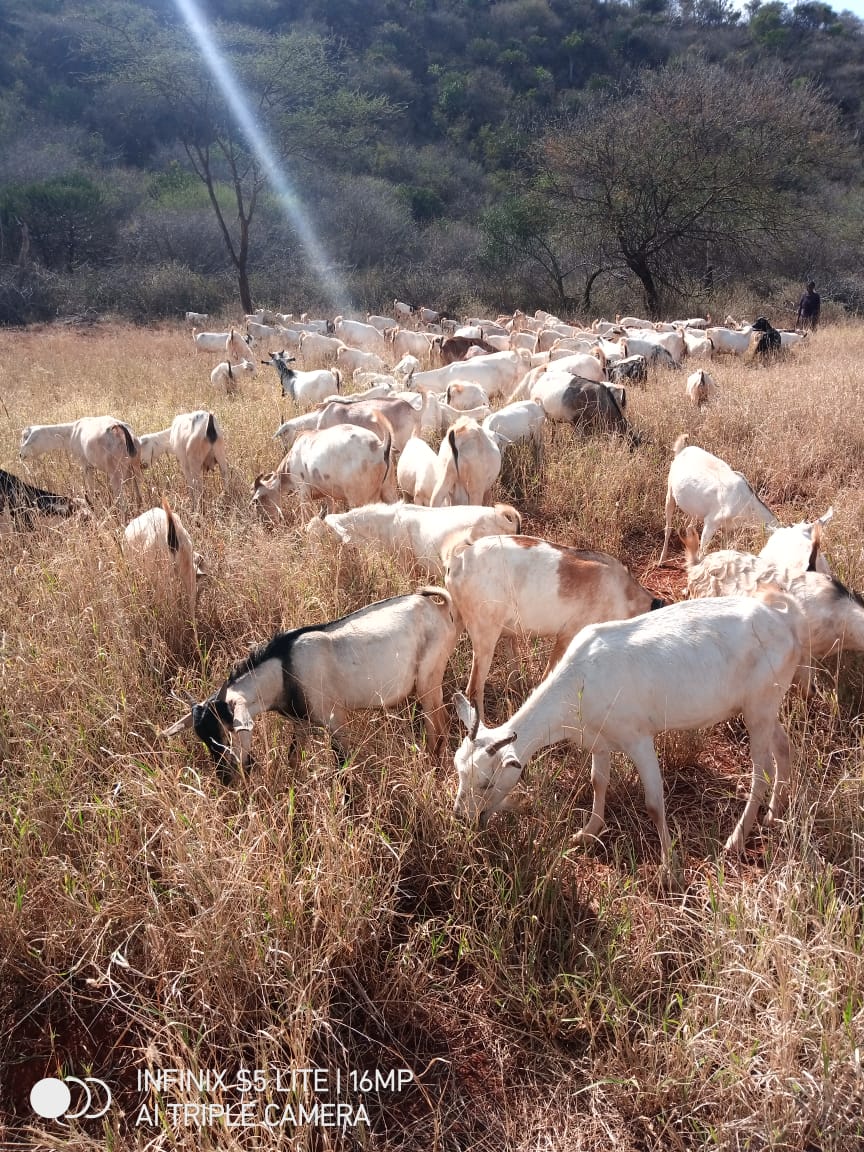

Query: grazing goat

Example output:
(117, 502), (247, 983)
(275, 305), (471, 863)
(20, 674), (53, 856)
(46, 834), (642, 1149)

(253, 422), (394, 521)
(658, 436), (779, 564)
(139, 411), (228, 508)
(748, 317), (782, 360)
(686, 369), (713, 409)
(163, 588), (462, 776)
(759, 508), (833, 577)
(482, 401), (546, 451)
(211, 358), (257, 396)
(0, 468), (87, 531)
(194, 329), (253, 355)
(275, 397), (420, 453)
(430, 418), (501, 507)
(124, 500), (204, 623)
(306, 501), (523, 575)
(185, 311), (209, 325)
(397, 435), (440, 505)
(226, 327), (251, 363)
(444, 382), (491, 411)
(682, 523), (863, 692)
(20, 416), (142, 505)
(452, 592), (805, 875)
(445, 535), (665, 723)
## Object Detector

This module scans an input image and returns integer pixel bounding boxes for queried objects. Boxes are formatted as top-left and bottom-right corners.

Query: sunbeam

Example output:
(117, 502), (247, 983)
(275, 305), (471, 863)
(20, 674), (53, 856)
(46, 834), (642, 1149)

(173, 0), (350, 312)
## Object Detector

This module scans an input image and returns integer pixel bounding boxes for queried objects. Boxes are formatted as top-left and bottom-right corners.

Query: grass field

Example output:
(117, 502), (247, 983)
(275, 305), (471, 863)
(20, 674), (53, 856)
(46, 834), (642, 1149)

(1, 321), (863, 1150)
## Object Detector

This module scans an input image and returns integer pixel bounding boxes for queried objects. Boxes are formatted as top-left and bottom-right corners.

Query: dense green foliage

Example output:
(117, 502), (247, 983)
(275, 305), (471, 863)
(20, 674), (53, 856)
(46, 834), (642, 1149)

(0, 0), (862, 319)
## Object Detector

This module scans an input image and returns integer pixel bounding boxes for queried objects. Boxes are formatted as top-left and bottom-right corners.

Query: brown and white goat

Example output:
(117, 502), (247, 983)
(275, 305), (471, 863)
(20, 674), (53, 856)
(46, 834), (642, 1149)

(445, 534), (665, 723)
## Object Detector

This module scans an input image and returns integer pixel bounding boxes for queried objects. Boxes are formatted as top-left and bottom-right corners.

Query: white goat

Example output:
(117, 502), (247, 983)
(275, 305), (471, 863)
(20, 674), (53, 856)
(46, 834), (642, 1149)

(194, 329), (253, 355)
(263, 351), (342, 408)
(430, 418), (501, 507)
(444, 382), (491, 411)
(685, 369), (713, 409)
(138, 411), (228, 509)
(758, 509), (833, 577)
(124, 500), (204, 623)
(397, 435), (440, 505)
(306, 501), (523, 576)
(163, 588), (461, 775)
(482, 400), (546, 451)
(445, 534), (665, 723)
(682, 522), (861, 693)
(19, 416), (142, 504)
(185, 311), (209, 325)
(210, 358), (257, 396)
(226, 327), (251, 363)
(452, 592), (805, 874)
(658, 436), (779, 564)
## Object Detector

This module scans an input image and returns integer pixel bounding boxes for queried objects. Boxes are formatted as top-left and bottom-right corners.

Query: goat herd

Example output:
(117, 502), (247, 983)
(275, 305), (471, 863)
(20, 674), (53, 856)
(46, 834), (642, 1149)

(5, 302), (858, 881)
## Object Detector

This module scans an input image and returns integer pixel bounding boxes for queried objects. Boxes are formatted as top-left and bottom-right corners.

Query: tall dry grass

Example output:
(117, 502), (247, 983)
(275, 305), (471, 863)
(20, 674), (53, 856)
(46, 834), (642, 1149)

(0, 322), (862, 1149)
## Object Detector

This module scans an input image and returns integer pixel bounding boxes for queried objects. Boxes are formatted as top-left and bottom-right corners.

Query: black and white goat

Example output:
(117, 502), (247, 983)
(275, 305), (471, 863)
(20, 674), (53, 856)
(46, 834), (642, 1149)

(163, 589), (462, 778)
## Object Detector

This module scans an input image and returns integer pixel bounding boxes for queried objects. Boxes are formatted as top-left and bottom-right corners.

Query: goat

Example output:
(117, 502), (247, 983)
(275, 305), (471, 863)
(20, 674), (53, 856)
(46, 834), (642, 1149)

(685, 369), (713, 409)
(253, 421), (394, 521)
(759, 508), (833, 577)
(226, 327), (251, 363)
(397, 434), (440, 505)
(682, 522), (862, 693)
(210, 358), (257, 396)
(430, 418), (501, 507)
(482, 400), (545, 451)
(139, 411), (228, 509)
(162, 588), (462, 776)
(124, 500), (204, 623)
(19, 416), (142, 505)
(194, 329), (253, 355)
(263, 351), (342, 408)
(658, 435), (779, 564)
(0, 468), (88, 531)
(185, 311), (209, 325)
(445, 534), (665, 723)
(452, 592), (805, 875)
(306, 501), (523, 576)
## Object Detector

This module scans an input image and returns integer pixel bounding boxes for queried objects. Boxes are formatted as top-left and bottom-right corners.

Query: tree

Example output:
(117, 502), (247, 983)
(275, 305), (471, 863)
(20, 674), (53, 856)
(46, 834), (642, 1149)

(88, 8), (394, 312)
(541, 58), (848, 315)
(0, 174), (117, 272)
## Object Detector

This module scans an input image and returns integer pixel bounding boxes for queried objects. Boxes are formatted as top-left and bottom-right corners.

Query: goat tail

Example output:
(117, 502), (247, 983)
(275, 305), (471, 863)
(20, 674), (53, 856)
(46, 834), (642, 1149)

(206, 412), (218, 443)
(807, 521), (822, 572)
(163, 497), (180, 554)
(332, 368), (342, 392)
(116, 422), (138, 457)
(672, 432), (689, 456)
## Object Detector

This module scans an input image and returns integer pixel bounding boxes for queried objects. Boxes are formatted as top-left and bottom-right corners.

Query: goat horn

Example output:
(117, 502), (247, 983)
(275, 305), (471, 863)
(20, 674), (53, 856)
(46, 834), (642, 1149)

(486, 733), (517, 757)
(170, 689), (197, 706)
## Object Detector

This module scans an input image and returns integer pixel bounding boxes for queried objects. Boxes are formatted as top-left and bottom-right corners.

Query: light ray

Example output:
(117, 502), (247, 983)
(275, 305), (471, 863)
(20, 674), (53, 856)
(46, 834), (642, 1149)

(174, 0), (349, 311)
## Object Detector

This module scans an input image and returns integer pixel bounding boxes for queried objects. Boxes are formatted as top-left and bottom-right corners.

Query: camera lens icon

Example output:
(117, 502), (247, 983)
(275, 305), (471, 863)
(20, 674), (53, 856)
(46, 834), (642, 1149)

(30, 1076), (111, 1120)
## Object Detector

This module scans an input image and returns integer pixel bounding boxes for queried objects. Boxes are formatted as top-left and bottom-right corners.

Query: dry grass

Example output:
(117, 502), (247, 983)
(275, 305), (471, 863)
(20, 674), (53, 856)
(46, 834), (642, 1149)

(1, 322), (863, 1150)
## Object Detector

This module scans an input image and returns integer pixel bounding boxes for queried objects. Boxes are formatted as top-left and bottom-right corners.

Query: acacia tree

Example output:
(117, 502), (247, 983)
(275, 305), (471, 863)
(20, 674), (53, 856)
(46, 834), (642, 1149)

(541, 59), (848, 315)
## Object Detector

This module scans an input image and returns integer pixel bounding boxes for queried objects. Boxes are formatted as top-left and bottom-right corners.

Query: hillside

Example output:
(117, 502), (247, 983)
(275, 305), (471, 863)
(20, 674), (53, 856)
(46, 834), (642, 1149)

(0, 0), (862, 321)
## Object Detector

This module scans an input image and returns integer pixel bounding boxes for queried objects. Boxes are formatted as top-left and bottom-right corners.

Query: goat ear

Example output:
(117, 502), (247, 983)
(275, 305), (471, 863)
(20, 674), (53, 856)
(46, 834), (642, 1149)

(162, 713), (194, 736)
(818, 506), (834, 526)
(453, 692), (479, 739)
(232, 700), (254, 733)
(486, 733), (517, 757)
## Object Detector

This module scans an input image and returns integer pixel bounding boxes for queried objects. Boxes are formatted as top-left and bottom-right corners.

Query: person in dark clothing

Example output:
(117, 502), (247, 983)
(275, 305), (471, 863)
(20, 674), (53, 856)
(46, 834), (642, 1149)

(796, 281), (820, 331)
